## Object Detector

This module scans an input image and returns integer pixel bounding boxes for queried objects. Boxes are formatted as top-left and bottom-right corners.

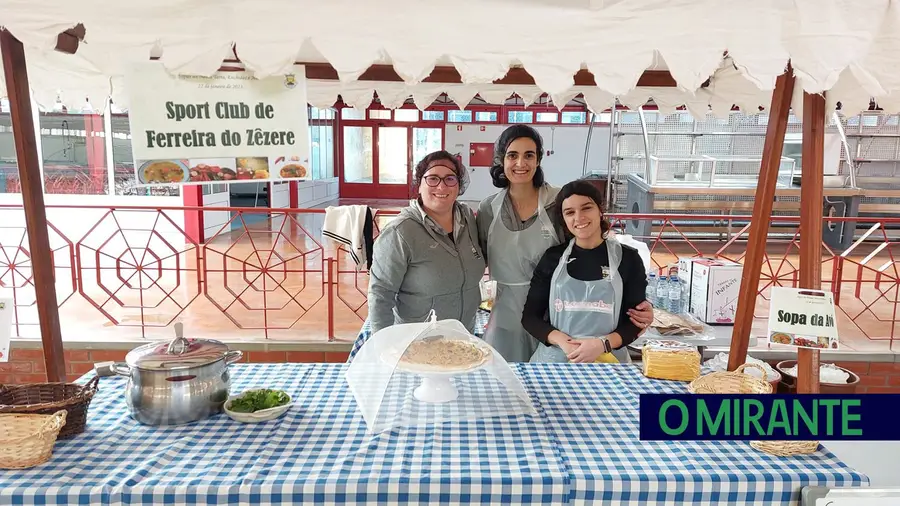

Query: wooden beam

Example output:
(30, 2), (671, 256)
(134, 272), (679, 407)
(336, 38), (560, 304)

(1, 29), (67, 383)
(727, 65), (796, 372)
(798, 91), (826, 394)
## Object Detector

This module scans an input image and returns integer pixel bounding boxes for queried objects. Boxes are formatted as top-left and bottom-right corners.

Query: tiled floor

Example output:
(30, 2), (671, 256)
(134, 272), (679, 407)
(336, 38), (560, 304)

(9, 198), (900, 355)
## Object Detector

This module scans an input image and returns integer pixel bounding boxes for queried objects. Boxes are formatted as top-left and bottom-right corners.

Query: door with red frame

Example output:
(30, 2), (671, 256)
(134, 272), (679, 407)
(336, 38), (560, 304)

(340, 123), (443, 200)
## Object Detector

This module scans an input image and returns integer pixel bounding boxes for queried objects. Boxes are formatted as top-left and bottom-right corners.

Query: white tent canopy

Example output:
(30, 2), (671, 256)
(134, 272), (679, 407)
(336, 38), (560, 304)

(1, 0), (899, 115)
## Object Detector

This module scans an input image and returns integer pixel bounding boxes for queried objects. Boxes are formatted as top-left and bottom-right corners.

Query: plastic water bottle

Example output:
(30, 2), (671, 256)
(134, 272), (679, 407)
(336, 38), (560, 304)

(647, 272), (657, 306)
(669, 275), (683, 314)
(657, 276), (668, 310)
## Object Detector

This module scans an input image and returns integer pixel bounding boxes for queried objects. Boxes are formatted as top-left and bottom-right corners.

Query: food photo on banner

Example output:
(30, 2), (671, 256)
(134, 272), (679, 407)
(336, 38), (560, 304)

(123, 62), (311, 186)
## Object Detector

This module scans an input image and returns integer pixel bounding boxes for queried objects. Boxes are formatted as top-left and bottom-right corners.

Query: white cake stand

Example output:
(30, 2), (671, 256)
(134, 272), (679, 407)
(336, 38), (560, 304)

(388, 343), (493, 404)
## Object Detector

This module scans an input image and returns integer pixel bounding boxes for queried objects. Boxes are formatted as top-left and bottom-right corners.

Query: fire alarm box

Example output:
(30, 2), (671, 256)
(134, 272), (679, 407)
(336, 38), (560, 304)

(469, 142), (494, 167)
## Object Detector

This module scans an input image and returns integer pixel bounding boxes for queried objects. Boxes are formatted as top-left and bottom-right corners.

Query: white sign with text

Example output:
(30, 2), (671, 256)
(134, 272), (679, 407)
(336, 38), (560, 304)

(767, 287), (839, 350)
(124, 62), (310, 185)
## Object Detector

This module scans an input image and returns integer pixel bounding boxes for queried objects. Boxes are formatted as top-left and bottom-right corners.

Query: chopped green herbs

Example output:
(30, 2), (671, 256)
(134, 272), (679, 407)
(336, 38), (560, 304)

(229, 389), (290, 413)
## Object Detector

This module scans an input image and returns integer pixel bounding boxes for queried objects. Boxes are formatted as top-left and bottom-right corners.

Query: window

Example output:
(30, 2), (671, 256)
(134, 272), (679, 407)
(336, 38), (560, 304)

(447, 110), (473, 123)
(536, 112), (559, 123)
(422, 110), (444, 121)
(341, 108), (365, 120)
(394, 109), (419, 122)
(508, 111), (533, 124)
(202, 184), (228, 196)
(561, 111), (587, 124)
(309, 107), (336, 180)
(369, 109), (391, 120)
(475, 111), (498, 122)
(39, 112), (108, 195)
(112, 114), (179, 196)
(0, 107), (19, 194)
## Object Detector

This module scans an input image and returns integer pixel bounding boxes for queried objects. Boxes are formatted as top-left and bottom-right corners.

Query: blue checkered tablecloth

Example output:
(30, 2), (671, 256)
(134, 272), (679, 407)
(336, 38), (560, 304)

(348, 309), (491, 362)
(0, 363), (868, 505)
(525, 363), (868, 505)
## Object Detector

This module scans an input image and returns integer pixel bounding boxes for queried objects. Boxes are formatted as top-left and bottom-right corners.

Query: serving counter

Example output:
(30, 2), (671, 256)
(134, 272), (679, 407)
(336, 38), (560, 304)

(0, 363), (868, 505)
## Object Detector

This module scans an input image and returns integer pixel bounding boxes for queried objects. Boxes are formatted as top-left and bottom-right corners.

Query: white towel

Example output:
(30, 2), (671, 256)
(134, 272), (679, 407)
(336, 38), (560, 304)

(323, 205), (369, 269)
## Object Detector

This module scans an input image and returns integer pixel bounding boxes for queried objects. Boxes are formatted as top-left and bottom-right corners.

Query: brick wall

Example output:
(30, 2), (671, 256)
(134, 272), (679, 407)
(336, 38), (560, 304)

(834, 361), (900, 394)
(0, 348), (352, 384)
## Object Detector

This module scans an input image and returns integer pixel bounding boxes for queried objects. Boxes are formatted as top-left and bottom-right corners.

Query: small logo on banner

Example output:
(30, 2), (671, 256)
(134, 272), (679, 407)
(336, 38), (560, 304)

(284, 74), (297, 89)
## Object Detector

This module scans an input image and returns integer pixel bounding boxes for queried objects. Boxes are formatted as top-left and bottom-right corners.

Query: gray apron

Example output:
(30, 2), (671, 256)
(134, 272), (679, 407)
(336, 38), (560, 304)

(530, 237), (631, 364)
(484, 187), (559, 362)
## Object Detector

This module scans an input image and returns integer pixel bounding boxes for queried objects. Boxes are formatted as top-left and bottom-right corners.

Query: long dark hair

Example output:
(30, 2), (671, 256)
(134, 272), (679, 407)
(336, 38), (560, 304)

(553, 179), (611, 240)
(489, 124), (545, 188)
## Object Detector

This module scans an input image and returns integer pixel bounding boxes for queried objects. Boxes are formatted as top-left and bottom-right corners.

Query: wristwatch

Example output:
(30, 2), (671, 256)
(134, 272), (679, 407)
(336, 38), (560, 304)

(602, 337), (612, 354)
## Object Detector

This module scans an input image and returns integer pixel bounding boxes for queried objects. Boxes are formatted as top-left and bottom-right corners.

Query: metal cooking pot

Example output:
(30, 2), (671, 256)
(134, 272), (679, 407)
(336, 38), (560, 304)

(112, 323), (243, 426)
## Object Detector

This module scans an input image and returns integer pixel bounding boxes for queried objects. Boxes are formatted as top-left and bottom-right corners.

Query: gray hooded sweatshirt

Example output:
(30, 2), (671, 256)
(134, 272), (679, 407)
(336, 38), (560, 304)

(368, 200), (486, 334)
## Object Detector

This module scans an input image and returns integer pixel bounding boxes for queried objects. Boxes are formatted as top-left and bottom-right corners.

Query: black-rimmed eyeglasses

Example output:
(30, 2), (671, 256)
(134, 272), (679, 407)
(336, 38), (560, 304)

(423, 175), (459, 187)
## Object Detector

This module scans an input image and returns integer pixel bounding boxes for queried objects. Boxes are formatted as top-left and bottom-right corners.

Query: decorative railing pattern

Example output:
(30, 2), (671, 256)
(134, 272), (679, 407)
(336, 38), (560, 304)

(0, 205), (897, 350)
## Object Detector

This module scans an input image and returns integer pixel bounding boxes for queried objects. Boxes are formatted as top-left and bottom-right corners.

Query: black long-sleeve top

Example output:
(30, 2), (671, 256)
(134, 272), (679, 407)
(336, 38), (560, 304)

(521, 240), (648, 348)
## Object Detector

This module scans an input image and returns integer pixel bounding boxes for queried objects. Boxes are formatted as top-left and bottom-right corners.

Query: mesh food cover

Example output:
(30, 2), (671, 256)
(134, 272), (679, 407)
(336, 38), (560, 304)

(346, 311), (536, 433)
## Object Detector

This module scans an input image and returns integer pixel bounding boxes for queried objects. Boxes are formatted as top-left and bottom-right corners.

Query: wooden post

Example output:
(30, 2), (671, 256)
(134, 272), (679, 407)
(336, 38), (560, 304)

(797, 91), (826, 393)
(727, 65), (796, 371)
(0, 30), (67, 382)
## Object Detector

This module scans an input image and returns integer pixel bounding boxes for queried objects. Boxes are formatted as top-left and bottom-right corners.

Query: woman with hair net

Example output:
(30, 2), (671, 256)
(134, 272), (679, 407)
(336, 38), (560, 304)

(476, 125), (653, 362)
(367, 150), (486, 335)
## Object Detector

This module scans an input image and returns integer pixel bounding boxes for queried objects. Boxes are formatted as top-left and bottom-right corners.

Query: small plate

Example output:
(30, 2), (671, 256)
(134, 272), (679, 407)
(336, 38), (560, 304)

(223, 389), (292, 423)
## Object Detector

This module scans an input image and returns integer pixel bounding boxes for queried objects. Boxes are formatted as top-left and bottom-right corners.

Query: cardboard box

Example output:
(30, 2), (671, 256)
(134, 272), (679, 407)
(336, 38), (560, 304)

(689, 259), (742, 324)
(677, 257), (710, 310)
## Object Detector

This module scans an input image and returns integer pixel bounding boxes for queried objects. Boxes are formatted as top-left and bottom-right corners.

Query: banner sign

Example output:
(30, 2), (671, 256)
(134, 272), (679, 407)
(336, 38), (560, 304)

(124, 62), (310, 185)
(638, 394), (900, 441)
(767, 287), (840, 350)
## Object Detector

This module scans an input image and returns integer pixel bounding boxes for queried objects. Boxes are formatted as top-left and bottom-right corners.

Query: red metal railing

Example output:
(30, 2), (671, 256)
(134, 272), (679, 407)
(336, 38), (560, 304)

(0, 204), (898, 350)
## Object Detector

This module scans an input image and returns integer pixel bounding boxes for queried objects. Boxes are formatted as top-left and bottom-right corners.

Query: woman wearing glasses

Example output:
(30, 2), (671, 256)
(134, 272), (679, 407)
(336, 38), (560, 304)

(477, 125), (654, 362)
(368, 150), (486, 334)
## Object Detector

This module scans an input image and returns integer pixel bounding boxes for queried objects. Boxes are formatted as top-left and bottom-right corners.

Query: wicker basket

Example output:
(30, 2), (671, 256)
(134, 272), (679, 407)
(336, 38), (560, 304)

(689, 365), (820, 456)
(750, 440), (820, 457)
(688, 364), (773, 394)
(0, 376), (99, 439)
(0, 410), (67, 469)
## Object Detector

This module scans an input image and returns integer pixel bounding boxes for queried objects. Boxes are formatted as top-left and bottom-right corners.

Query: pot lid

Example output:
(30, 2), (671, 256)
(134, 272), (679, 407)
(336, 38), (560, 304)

(125, 323), (231, 370)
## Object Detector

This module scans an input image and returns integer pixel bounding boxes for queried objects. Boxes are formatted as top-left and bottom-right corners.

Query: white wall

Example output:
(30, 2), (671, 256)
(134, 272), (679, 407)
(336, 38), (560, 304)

(446, 123), (612, 202)
(202, 188), (230, 238)
(270, 182), (291, 208)
(296, 177), (339, 207)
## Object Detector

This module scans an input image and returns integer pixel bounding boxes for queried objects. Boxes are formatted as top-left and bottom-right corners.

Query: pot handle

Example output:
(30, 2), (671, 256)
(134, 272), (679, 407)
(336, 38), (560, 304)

(111, 363), (132, 377)
(166, 322), (190, 355)
(224, 350), (243, 364)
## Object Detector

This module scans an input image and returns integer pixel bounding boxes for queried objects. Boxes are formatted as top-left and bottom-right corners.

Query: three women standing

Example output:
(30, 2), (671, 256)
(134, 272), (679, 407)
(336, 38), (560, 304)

(369, 126), (654, 363)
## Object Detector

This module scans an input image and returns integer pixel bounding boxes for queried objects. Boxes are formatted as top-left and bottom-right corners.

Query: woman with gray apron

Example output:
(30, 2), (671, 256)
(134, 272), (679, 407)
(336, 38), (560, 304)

(477, 125), (564, 362)
(523, 180), (649, 364)
(483, 184), (560, 362)
(478, 126), (653, 362)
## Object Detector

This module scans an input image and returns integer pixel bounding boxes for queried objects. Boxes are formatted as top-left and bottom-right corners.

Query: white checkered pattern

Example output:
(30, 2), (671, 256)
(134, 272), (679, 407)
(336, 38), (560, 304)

(0, 363), (868, 505)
